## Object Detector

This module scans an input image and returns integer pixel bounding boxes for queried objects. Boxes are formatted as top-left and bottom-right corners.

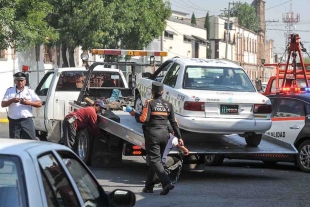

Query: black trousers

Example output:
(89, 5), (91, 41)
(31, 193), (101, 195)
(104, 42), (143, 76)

(144, 126), (171, 189)
(8, 117), (36, 140)
(62, 119), (77, 149)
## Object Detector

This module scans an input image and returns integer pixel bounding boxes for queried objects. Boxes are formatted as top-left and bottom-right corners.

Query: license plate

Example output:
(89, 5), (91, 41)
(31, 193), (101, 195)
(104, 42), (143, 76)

(220, 105), (239, 115)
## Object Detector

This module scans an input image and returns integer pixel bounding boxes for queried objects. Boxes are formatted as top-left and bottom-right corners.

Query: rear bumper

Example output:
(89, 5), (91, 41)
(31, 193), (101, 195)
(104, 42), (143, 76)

(176, 115), (272, 134)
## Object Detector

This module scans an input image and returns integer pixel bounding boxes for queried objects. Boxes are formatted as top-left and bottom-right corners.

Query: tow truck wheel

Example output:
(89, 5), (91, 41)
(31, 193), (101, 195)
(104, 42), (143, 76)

(296, 140), (310, 173)
(134, 94), (143, 123)
(75, 128), (93, 165)
(205, 155), (224, 166)
(245, 134), (262, 147)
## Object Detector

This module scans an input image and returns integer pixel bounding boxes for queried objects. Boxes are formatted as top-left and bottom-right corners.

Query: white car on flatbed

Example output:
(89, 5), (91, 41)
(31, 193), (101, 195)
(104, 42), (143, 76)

(135, 57), (272, 146)
(0, 139), (135, 207)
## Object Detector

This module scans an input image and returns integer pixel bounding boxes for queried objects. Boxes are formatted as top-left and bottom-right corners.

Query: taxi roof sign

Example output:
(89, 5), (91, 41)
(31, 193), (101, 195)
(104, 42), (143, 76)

(92, 49), (167, 57)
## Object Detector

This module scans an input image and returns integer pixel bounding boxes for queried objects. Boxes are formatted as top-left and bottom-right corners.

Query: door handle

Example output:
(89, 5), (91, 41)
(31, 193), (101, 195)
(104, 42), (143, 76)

(166, 91), (169, 95)
(42, 101), (46, 105)
(290, 125), (300, 129)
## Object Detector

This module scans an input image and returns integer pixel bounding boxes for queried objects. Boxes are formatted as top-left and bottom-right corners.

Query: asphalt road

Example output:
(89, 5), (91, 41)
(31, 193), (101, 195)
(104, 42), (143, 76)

(0, 123), (309, 207)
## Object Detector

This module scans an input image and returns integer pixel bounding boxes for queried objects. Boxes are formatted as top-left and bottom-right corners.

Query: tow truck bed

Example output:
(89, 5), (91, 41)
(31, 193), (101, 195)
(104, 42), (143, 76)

(71, 103), (297, 156)
(111, 111), (297, 155)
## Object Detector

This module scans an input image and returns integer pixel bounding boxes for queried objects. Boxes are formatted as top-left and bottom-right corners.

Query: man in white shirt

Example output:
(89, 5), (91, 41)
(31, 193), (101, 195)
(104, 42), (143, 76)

(1, 72), (42, 140)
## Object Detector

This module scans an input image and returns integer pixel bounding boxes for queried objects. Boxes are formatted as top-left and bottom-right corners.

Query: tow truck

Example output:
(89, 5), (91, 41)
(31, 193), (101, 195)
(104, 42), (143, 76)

(66, 48), (297, 170)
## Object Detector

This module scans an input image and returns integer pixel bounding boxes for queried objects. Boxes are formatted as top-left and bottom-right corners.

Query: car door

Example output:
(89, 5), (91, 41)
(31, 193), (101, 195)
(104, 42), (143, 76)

(162, 63), (182, 114)
(34, 72), (55, 132)
(265, 97), (306, 145)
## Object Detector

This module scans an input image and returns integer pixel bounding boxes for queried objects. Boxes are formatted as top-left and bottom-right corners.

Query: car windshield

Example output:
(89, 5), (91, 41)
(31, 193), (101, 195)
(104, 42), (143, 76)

(56, 71), (124, 91)
(183, 67), (256, 92)
(0, 155), (27, 207)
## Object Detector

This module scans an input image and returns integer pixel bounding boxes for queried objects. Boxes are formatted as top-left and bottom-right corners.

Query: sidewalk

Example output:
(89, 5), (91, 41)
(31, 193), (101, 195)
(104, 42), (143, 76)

(0, 112), (8, 123)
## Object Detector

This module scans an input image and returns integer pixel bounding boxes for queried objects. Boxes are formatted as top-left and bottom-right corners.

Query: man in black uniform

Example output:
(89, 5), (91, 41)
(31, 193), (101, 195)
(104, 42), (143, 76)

(127, 82), (183, 195)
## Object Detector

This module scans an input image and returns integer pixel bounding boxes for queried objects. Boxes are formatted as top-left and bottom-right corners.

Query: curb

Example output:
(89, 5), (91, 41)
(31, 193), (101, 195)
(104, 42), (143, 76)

(0, 118), (9, 123)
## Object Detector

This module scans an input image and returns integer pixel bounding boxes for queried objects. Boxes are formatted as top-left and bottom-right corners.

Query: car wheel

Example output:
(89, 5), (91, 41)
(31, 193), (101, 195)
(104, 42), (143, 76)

(134, 94), (143, 123)
(75, 128), (94, 165)
(296, 140), (310, 173)
(205, 155), (224, 166)
(245, 134), (262, 147)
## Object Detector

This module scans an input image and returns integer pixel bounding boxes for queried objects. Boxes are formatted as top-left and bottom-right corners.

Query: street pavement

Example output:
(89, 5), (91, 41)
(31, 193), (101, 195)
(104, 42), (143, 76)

(0, 123), (309, 207)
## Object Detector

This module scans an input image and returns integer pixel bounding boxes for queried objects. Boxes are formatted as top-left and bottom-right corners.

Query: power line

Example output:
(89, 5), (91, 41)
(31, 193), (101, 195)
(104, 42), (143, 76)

(265, 0), (291, 10)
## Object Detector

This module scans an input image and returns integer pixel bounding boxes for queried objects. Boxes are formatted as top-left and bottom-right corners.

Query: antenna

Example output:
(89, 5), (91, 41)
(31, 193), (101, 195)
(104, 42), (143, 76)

(282, 0), (300, 47)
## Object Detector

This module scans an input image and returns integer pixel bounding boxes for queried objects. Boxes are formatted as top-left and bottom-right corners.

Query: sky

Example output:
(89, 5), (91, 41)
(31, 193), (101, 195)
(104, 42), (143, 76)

(170, 0), (310, 56)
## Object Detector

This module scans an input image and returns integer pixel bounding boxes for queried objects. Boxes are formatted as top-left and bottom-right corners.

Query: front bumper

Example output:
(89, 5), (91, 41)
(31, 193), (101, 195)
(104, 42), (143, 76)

(176, 115), (272, 134)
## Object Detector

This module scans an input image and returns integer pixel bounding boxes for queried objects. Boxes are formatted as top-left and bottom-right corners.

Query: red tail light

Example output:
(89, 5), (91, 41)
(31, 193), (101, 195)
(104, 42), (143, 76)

(184, 101), (205, 111)
(253, 104), (272, 114)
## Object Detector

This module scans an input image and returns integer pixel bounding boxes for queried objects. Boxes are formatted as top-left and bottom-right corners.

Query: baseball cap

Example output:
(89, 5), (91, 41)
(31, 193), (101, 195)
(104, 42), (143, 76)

(95, 100), (105, 109)
(13, 72), (26, 81)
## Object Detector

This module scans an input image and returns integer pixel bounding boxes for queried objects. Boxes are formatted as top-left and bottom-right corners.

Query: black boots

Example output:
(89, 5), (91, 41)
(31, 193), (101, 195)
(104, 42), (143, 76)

(160, 183), (174, 195)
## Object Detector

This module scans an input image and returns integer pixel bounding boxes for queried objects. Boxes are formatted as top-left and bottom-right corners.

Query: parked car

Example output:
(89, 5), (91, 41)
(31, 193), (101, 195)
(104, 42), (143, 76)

(0, 139), (136, 207)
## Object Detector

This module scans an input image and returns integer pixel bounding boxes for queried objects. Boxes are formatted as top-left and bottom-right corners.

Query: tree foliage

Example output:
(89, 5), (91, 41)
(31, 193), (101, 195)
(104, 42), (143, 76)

(191, 13), (196, 25)
(228, 1), (260, 32)
(0, 0), (58, 51)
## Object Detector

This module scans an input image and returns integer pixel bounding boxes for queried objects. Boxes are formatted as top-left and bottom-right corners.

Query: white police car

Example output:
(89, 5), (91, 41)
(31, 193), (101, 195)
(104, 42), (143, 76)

(265, 88), (310, 172)
(135, 58), (272, 147)
(0, 139), (136, 207)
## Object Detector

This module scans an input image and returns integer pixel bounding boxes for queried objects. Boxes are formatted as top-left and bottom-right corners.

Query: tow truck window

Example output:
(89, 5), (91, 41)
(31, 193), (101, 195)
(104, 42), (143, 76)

(0, 155), (27, 207)
(36, 72), (54, 96)
(183, 67), (255, 92)
(163, 63), (180, 88)
(56, 71), (124, 91)
(271, 79), (310, 93)
(275, 99), (305, 117)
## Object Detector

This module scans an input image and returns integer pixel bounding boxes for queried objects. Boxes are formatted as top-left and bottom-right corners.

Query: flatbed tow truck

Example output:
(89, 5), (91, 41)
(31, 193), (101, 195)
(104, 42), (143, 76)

(70, 49), (297, 168)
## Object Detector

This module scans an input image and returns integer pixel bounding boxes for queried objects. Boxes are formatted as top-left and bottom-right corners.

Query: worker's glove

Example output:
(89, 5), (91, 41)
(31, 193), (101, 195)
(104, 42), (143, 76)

(125, 106), (133, 112)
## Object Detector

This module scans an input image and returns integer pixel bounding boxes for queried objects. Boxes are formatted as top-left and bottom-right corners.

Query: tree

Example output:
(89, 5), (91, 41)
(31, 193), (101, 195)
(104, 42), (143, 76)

(47, 0), (171, 67)
(99, 0), (171, 50)
(191, 13), (197, 25)
(204, 12), (212, 58)
(228, 1), (260, 32)
(0, 0), (58, 51)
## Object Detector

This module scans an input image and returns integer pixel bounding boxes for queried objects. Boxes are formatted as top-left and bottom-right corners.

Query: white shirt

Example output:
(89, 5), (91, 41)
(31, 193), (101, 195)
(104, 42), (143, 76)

(2, 86), (41, 119)
(162, 134), (179, 164)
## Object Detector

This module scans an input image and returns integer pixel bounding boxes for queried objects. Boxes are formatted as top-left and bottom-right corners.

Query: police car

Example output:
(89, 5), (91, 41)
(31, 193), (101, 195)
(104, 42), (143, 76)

(135, 57), (272, 147)
(265, 87), (310, 172)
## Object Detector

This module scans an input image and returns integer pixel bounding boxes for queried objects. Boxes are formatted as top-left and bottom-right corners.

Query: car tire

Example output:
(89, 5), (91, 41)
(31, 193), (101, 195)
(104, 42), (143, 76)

(296, 140), (310, 173)
(134, 94), (143, 123)
(205, 155), (224, 166)
(74, 128), (94, 166)
(245, 134), (262, 147)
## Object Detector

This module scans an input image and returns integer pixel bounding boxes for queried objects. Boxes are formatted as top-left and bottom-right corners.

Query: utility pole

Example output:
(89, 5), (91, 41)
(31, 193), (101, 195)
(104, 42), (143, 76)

(263, 19), (278, 81)
(225, 2), (234, 59)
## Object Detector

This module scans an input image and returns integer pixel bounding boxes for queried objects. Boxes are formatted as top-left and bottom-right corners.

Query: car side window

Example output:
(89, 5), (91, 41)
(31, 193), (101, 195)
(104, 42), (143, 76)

(58, 152), (109, 207)
(162, 63), (180, 88)
(38, 154), (80, 207)
(154, 61), (173, 82)
(35, 72), (54, 96)
(275, 99), (305, 117)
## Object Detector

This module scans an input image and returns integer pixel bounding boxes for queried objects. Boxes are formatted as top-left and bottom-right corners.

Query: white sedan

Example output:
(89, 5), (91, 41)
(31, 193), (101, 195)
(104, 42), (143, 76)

(0, 139), (135, 207)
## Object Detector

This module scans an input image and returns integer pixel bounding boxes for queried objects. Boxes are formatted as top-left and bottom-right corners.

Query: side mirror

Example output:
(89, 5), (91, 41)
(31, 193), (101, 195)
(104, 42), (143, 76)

(109, 189), (136, 207)
(255, 79), (262, 91)
(142, 72), (152, 79)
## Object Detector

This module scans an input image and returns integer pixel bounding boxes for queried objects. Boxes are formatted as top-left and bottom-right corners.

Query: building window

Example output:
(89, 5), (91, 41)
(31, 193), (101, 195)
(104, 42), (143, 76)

(43, 45), (54, 63)
(183, 35), (192, 43)
(255, 40), (257, 53)
(243, 38), (246, 51)
(249, 39), (251, 53)
(164, 31), (175, 39)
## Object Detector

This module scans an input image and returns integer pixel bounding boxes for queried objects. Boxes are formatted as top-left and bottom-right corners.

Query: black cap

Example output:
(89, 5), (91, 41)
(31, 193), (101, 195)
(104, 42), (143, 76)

(13, 72), (26, 81)
(152, 82), (163, 93)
